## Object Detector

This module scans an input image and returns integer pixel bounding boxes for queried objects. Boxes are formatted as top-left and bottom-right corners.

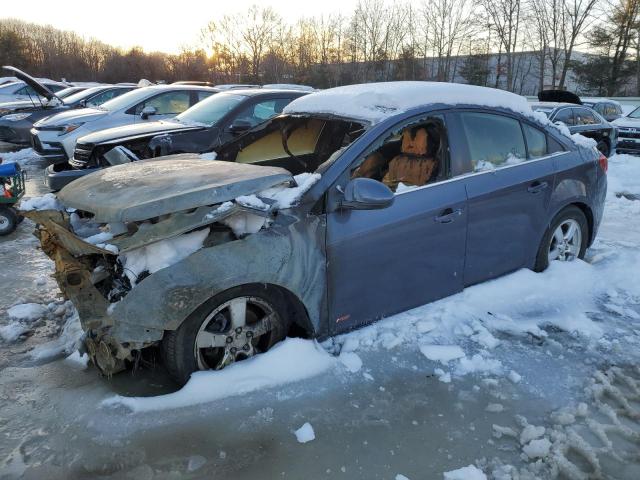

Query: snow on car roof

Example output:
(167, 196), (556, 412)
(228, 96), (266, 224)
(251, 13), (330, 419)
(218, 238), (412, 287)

(283, 81), (533, 124)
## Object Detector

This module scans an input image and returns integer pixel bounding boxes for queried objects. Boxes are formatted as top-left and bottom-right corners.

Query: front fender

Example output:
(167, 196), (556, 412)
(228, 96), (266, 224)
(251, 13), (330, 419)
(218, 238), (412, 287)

(111, 213), (327, 337)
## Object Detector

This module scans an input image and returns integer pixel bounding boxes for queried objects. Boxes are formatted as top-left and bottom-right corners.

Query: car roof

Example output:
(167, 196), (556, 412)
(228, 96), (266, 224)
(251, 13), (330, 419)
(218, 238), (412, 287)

(221, 88), (309, 98)
(143, 84), (220, 92)
(283, 81), (533, 124)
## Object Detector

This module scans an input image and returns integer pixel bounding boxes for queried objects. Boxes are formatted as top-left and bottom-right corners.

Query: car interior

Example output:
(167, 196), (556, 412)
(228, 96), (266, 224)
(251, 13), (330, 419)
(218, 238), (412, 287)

(351, 117), (446, 192)
(217, 116), (367, 175)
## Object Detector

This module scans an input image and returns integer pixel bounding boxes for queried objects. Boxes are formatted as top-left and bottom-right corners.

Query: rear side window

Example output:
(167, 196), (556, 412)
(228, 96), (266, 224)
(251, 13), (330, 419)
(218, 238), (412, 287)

(554, 108), (574, 126)
(523, 123), (547, 158)
(459, 112), (526, 171)
(547, 136), (566, 153)
(197, 90), (214, 101)
(86, 89), (127, 107)
(574, 108), (598, 125)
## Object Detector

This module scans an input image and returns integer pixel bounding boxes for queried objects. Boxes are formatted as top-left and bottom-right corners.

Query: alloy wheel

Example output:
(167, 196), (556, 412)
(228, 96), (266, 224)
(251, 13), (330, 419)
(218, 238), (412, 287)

(193, 296), (278, 370)
(548, 219), (582, 263)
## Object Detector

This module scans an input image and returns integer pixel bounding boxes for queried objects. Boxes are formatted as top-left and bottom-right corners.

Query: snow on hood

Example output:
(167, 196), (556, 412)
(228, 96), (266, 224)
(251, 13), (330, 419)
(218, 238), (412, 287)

(284, 81), (596, 149)
(57, 158), (293, 223)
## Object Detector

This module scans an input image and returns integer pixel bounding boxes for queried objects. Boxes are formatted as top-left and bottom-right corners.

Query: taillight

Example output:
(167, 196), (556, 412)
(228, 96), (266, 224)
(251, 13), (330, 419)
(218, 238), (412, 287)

(598, 153), (608, 174)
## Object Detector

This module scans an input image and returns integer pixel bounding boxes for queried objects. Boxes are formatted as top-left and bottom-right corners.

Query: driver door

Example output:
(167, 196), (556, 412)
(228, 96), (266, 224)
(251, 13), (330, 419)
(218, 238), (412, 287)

(325, 114), (468, 334)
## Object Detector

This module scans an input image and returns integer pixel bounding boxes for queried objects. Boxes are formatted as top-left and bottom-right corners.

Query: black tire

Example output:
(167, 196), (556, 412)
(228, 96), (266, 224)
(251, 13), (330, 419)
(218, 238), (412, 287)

(596, 139), (610, 157)
(162, 284), (291, 385)
(0, 206), (18, 236)
(534, 205), (588, 272)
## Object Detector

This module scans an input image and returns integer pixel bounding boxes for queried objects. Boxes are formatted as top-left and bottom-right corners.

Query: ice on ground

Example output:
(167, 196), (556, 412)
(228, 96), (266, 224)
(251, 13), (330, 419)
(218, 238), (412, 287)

(455, 354), (503, 376)
(19, 193), (62, 212)
(102, 338), (336, 412)
(29, 311), (82, 362)
(434, 368), (451, 383)
(339, 351), (363, 373)
(519, 424), (545, 445)
(294, 422), (315, 443)
(419, 345), (465, 363)
(0, 321), (29, 342)
(7, 303), (48, 322)
(443, 464), (487, 480)
(395, 475), (410, 480)
(118, 228), (210, 285)
(63, 350), (89, 370)
(508, 370), (522, 384)
(187, 455), (207, 472)
(522, 438), (551, 459)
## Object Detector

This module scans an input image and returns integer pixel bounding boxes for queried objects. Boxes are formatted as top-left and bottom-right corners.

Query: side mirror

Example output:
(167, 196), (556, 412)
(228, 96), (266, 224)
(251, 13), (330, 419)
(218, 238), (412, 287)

(141, 105), (157, 120)
(341, 177), (394, 210)
(228, 119), (252, 135)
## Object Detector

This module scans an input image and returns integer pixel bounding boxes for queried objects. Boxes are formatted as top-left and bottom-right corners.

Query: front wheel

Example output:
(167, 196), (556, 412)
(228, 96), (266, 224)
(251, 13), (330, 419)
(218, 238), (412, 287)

(534, 206), (588, 272)
(162, 285), (290, 385)
(0, 206), (18, 236)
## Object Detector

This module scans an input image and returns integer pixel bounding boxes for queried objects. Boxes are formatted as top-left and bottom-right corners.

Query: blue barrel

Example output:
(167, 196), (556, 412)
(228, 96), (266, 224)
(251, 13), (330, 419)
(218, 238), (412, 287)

(0, 163), (20, 177)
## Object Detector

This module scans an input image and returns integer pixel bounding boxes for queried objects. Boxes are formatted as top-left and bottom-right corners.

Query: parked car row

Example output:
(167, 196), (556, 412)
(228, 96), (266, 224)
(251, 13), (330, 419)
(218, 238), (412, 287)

(21, 80), (607, 384)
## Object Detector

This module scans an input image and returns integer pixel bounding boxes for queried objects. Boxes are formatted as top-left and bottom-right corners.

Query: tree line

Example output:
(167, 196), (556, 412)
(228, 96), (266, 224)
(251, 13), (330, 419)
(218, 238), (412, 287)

(2, 0), (640, 96)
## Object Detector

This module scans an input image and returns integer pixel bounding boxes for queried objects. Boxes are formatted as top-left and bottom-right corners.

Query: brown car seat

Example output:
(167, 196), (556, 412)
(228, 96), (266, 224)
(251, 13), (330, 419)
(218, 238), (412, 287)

(382, 128), (438, 190)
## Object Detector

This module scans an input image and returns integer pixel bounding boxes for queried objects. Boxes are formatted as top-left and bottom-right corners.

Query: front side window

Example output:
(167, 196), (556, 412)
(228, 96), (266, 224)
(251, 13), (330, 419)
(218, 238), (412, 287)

(459, 112), (526, 171)
(135, 91), (191, 115)
(553, 108), (575, 126)
(351, 115), (446, 192)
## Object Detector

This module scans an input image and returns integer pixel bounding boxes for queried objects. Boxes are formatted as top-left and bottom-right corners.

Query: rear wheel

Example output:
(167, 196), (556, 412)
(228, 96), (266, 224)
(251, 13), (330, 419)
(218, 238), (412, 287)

(0, 206), (18, 235)
(162, 285), (290, 385)
(535, 206), (588, 272)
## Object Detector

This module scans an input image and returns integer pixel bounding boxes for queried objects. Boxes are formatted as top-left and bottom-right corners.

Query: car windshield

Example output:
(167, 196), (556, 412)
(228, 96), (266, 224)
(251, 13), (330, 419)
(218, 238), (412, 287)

(62, 87), (107, 105)
(56, 87), (83, 99)
(97, 87), (158, 112)
(628, 106), (640, 119)
(176, 93), (245, 126)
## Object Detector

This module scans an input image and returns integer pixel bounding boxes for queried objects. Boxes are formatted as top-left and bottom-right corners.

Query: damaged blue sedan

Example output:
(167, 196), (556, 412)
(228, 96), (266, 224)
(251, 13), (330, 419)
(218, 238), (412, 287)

(23, 82), (607, 384)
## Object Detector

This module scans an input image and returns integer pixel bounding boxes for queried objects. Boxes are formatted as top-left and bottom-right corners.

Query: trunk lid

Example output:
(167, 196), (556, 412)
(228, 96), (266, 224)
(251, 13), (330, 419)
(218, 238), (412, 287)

(3, 66), (61, 103)
(58, 157), (292, 222)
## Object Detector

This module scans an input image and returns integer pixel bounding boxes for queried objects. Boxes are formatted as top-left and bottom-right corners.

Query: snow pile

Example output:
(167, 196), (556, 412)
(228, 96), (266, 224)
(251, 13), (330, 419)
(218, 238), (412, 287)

(419, 345), (465, 364)
(30, 309), (83, 361)
(443, 465), (487, 480)
(101, 338), (336, 412)
(0, 148), (42, 167)
(339, 351), (363, 373)
(294, 422), (316, 443)
(221, 212), (267, 236)
(0, 322), (30, 342)
(118, 228), (210, 285)
(19, 193), (63, 211)
(7, 303), (49, 321)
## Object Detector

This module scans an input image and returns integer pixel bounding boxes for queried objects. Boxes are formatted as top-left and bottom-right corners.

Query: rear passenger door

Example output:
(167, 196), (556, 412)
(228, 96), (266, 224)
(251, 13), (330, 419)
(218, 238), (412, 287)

(458, 111), (558, 285)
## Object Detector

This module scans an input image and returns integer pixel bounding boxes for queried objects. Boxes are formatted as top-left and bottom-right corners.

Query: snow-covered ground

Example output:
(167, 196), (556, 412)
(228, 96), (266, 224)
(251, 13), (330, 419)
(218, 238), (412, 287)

(0, 149), (639, 479)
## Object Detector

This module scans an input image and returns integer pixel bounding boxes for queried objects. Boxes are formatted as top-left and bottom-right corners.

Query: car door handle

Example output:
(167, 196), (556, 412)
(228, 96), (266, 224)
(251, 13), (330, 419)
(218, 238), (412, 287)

(434, 208), (463, 223)
(527, 181), (549, 194)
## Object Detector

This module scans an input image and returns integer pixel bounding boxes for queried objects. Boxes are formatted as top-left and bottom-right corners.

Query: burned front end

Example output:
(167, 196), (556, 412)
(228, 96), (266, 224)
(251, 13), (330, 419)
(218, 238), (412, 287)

(24, 158), (309, 376)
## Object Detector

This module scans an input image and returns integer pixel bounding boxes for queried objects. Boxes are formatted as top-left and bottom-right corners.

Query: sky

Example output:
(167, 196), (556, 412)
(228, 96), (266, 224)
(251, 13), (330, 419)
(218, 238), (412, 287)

(4, 0), (360, 54)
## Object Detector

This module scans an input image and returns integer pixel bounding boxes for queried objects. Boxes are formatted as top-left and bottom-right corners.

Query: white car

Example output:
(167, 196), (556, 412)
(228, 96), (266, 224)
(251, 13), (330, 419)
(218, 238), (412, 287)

(0, 80), (69, 103)
(31, 85), (218, 164)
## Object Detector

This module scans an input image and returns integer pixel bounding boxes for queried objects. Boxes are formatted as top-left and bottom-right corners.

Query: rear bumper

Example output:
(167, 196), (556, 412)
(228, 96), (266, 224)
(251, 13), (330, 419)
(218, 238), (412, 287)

(44, 163), (99, 191)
